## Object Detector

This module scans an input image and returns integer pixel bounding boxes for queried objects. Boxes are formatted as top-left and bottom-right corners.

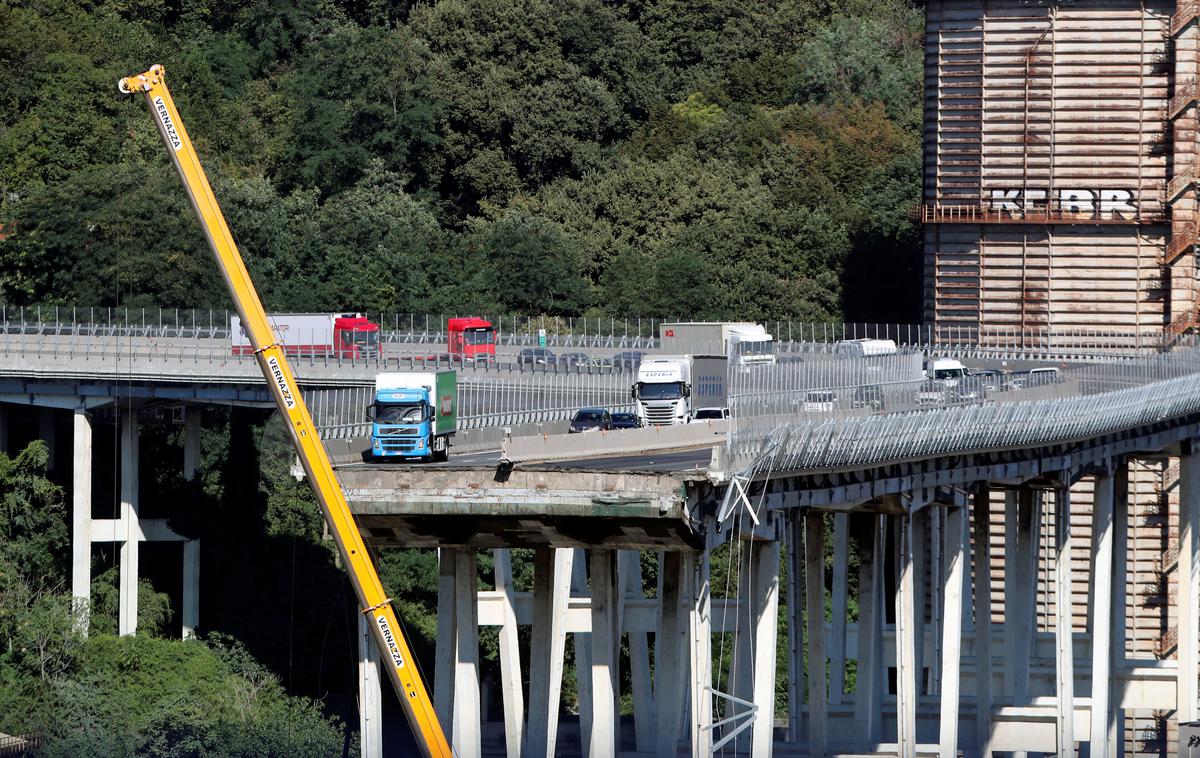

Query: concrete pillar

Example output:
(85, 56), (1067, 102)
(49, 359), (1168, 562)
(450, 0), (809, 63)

(71, 408), (93, 632)
(829, 514), (849, 705)
(589, 549), (619, 758)
(618, 550), (653, 753)
(118, 407), (140, 636)
(1108, 461), (1128, 749)
(1180, 447), (1200, 722)
(492, 549), (524, 758)
(434, 549), (457, 736)
(358, 613), (383, 758)
(654, 552), (687, 757)
(1008, 487), (1039, 700)
(730, 542), (754, 753)
(182, 406), (201, 639)
(750, 535), (780, 758)
(1053, 485), (1075, 757)
(688, 548), (713, 754)
(452, 549), (481, 758)
(938, 504), (965, 758)
(38, 407), (55, 470)
(804, 512), (827, 757)
(972, 486), (995, 756)
(912, 507), (928, 699)
(525, 548), (573, 757)
(572, 550), (594, 754)
(896, 512), (918, 758)
(785, 515), (804, 742)
(1089, 470), (1115, 757)
(854, 514), (883, 751)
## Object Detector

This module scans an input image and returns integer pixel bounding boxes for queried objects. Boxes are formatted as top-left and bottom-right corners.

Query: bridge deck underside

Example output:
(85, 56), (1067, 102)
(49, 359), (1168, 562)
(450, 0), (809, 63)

(340, 466), (706, 549)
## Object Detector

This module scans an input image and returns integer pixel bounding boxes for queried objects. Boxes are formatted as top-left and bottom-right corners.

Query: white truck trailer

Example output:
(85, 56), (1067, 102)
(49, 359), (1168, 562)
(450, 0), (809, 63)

(659, 322), (775, 365)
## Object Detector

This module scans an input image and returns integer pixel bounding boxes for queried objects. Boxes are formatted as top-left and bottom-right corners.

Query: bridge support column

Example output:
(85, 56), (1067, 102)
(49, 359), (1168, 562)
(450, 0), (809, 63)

(1108, 462), (1128, 749)
(71, 407), (92, 632)
(571, 551), (594, 754)
(492, 549), (523, 758)
(357, 613), (382, 758)
(1053, 483), (1075, 756)
(118, 406), (140, 636)
(829, 514), (849, 706)
(433, 548), (481, 757)
(589, 549), (619, 758)
(972, 486), (995, 757)
(525, 548), (572, 757)
(38, 407), (55, 470)
(938, 502), (965, 758)
(654, 551), (687, 756)
(1007, 487), (1039, 704)
(618, 550), (653, 753)
(688, 547), (713, 754)
(750, 533), (780, 758)
(785, 516), (804, 743)
(182, 406), (201, 639)
(804, 512), (827, 757)
(1180, 446), (1200, 723)
(1089, 468), (1115, 758)
(453, 550), (481, 758)
(854, 514), (883, 752)
(896, 512), (918, 758)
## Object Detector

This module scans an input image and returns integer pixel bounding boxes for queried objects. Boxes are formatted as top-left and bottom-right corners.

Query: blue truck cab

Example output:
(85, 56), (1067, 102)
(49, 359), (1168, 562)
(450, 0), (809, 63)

(368, 371), (457, 462)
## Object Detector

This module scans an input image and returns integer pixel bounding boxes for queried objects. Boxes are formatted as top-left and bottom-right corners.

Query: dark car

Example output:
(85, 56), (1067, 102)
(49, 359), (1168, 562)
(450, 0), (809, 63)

(608, 351), (644, 370)
(518, 347), (556, 366)
(558, 351), (594, 368)
(852, 385), (885, 411)
(610, 412), (642, 429)
(569, 407), (613, 433)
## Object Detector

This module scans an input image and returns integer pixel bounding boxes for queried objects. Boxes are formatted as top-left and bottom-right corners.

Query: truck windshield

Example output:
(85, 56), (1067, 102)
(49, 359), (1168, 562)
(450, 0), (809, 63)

(377, 404), (424, 423)
(350, 330), (379, 347)
(638, 382), (683, 400)
(934, 368), (965, 380)
(463, 328), (494, 345)
(737, 341), (773, 356)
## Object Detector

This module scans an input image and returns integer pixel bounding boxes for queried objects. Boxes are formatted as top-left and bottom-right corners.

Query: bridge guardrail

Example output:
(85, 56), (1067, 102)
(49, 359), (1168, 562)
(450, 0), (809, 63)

(728, 344), (1200, 473)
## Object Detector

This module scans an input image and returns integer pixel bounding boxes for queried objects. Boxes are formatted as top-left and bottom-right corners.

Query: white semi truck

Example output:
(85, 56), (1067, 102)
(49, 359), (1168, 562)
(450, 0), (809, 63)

(632, 355), (728, 426)
(659, 322), (775, 365)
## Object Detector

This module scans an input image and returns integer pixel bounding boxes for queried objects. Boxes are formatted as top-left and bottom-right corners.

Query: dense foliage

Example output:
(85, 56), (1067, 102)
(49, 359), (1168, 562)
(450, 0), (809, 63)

(0, 438), (346, 755)
(0, 0), (923, 322)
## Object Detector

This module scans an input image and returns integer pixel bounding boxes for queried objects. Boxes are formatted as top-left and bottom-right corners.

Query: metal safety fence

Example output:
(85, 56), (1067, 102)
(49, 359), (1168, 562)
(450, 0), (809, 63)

(2, 305), (1180, 360)
(727, 343), (1200, 474)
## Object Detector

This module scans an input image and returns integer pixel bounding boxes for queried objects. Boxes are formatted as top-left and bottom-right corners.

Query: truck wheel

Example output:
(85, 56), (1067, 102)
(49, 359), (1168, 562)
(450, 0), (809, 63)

(432, 447), (449, 463)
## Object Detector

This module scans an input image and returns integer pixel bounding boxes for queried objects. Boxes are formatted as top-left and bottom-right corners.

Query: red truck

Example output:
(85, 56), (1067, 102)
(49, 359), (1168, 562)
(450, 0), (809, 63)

(231, 313), (380, 358)
(447, 317), (496, 361)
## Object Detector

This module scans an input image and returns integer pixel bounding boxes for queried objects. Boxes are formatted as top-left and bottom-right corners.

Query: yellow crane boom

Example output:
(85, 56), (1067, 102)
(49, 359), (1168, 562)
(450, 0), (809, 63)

(117, 65), (451, 757)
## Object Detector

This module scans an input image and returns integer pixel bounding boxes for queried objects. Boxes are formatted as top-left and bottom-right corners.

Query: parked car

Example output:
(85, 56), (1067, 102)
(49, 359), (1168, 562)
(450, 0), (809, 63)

(1025, 367), (1061, 387)
(610, 412), (643, 429)
(692, 407), (730, 421)
(607, 351), (644, 369)
(518, 347), (557, 366)
(852, 385), (885, 411)
(802, 391), (836, 412)
(569, 407), (613, 433)
(969, 369), (1003, 392)
(916, 380), (949, 406)
(558, 351), (594, 368)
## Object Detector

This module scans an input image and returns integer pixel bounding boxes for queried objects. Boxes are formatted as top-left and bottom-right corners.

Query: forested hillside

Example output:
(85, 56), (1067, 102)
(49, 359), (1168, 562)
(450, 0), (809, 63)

(0, 0), (923, 322)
